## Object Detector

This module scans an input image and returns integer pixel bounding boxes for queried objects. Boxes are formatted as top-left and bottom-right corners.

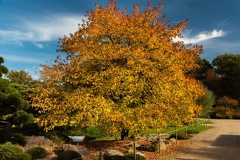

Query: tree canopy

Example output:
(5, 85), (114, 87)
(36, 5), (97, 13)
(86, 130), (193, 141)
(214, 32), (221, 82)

(33, 1), (204, 136)
(7, 70), (34, 87)
(211, 53), (240, 99)
(0, 57), (8, 78)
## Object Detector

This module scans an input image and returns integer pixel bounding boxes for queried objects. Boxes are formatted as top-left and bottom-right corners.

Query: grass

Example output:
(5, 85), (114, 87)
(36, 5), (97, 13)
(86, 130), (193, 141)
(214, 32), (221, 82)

(63, 119), (213, 141)
(140, 120), (212, 135)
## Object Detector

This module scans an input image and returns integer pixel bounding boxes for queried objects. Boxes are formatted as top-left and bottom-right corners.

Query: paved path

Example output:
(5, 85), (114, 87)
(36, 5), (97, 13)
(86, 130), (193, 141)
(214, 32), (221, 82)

(172, 119), (240, 160)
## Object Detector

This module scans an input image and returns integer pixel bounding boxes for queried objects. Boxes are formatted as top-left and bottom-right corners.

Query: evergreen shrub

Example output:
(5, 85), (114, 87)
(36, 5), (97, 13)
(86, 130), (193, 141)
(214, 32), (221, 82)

(26, 146), (48, 159)
(56, 150), (82, 160)
(10, 133), (28, 146)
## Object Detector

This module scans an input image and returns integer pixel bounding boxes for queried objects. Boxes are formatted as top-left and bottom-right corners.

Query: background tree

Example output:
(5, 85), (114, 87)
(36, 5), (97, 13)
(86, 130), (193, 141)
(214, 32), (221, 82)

(33, 1), (204, 137)
(7, 70), (34, 87)
(0, 57), (8, 78)
(190, 57), (213, 81)
(212, 53), (240, 99)
(7, 70), (36, 101)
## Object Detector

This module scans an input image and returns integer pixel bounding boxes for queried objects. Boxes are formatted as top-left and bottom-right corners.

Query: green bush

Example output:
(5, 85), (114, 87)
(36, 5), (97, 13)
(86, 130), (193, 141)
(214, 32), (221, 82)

(104, 154), (146, 160)
(104, 155), (129, 160)
(56, 150), (82, 160)
(11, 153), (31, 160)
(9, 133), (28, 146)
(26, 146), (48, 159)
(12, 110), (34, 127)
(136, 144), (158, 152)
(0, 142), (23, 160)
(125, 154), (146, 160)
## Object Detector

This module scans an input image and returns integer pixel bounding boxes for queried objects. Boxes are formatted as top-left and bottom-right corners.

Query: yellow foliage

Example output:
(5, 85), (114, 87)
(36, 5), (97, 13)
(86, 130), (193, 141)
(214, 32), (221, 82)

(32, 1), (204, 135)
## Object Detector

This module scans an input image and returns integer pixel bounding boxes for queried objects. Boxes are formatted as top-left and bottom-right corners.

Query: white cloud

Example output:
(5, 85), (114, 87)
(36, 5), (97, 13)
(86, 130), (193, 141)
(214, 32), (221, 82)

(0, 14), (86, 48)
(24, 15), (85, 41)
(174, 30), (225, 44)
(0, 30), (34, 46)
(2, 54), (44, 64)
(32, 42), (44, 48)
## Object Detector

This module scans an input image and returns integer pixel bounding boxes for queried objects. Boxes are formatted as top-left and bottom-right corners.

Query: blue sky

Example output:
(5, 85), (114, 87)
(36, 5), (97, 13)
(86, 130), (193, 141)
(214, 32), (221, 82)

(1, 0), (240, 79)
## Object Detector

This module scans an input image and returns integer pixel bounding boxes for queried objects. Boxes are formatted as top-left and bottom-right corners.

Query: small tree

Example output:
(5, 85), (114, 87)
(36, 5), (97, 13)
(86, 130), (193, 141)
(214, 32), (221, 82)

(197, 87), (215, 117)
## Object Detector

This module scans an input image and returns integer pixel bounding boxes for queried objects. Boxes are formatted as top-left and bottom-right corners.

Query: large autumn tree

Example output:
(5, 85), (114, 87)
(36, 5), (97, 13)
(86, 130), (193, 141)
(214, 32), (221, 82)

(33, 1), (204, 136)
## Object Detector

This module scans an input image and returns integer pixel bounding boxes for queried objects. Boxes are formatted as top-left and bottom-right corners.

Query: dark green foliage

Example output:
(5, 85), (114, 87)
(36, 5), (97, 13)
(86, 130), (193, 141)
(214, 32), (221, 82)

(104, 155), (129, 160)
(191, 58), (213, 80)
(0, 130), (28, 146)
(0, 80), (30, 117)
(21, 123), (44, 136)
(0, 57), (8, 78)
(26, 147), (48, 159)
(5, 93), (22, 107)
(12, 110), (34, 126)
(0, 57), (4, 64)
(0, 129), (11, 143)
(11, 153), (31, 160)
(9, 133), (28, 146)
(136, 144), (158, 152)
(104, 154), (145, 160)
(56, 150), (82, 160)
(210, 53), (240, 99)
(125, 154), (146, 160)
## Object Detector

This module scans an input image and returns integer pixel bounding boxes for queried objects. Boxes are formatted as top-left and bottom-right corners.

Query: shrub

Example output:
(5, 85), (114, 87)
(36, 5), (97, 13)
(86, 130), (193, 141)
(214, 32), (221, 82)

(104, 155), (130, 160)
(12, 110), (34, 127)
(105, 154), (146, 160)
(26, 146), (48, 159)
(11, 153), (31, 160)
(125, 154), (146, 160)
(136, 144), (158, 152)
(214, 106), (233, 119)
(56, 150), (82, 160)
(0, 142), (23, 160)
(10, 133), (28, 146)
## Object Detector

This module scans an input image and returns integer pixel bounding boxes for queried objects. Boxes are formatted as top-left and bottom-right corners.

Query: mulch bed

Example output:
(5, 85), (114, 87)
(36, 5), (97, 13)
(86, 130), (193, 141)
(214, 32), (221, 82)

(77, 139), (189, 160)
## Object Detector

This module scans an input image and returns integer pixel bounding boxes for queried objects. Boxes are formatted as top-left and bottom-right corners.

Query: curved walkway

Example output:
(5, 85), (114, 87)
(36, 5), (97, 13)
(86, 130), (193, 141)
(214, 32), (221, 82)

(171, 119), (240, 160)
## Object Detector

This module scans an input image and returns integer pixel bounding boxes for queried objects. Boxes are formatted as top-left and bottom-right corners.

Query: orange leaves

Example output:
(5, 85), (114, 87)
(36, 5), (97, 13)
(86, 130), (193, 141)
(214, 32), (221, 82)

(33, 1), (205, 135)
